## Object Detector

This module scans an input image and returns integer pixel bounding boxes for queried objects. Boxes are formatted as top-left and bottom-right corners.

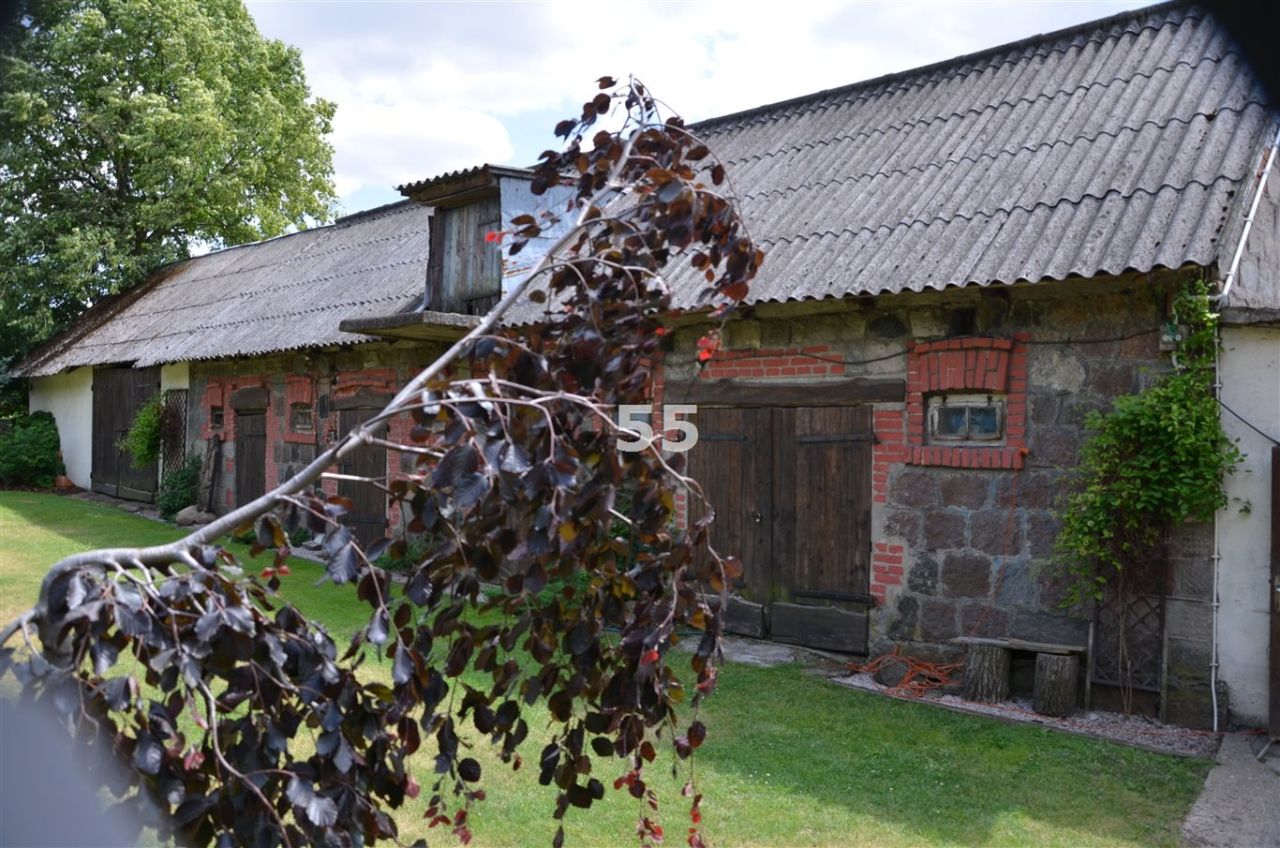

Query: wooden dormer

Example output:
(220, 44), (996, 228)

(399, 165), (530, 316)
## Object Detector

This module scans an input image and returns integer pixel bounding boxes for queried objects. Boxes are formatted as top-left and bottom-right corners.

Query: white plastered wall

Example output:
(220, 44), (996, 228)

(27, 368), (93, 488)
(161, 361), (189, 391)
(1218, 325), (1279, 725)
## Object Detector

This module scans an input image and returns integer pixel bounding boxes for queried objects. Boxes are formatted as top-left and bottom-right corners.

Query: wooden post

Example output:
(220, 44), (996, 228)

(198, 435), (221, 513)
(1034, 653), (1080, 716)
(963, 643), (1010, 703)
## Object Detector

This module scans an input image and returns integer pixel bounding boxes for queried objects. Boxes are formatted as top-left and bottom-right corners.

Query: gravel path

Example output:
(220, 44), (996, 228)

(832, 670), (1222, 759)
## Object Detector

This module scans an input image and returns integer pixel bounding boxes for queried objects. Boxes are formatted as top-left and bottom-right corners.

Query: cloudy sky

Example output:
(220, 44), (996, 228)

(246, 0), (1152, 215)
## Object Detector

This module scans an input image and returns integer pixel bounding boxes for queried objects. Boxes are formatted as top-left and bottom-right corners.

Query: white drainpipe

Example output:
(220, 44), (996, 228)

(1208, 122), (1280, 732)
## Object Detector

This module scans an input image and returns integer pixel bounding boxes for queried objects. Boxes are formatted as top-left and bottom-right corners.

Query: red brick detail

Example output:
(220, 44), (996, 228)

(871, 542), (906, 604)
(872, 407), (906, 505)
(283, 376), (317, 444)
(700, 345), (845, 381)
(202, 381), (229, 439)
(333, 367), (396, 397)
(905, 335), (1029, 470)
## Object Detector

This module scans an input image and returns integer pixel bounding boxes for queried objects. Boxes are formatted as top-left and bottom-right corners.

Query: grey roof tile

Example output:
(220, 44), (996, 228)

(16, 202), (428, 377)
(671, 1), (1275, 308)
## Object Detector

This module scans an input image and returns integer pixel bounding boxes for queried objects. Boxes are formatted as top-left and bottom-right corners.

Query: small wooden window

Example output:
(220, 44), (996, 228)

(928, 393), (1004, 442)
(291, 403), (315, 433)
(210, 406), (224, 430)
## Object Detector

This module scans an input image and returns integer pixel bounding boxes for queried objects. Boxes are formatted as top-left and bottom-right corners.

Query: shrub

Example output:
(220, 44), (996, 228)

(156, 455), (201, 519)
(373, 535), (432, 573)
(119, 394), (163, 469)
(0, 411), (62, 488)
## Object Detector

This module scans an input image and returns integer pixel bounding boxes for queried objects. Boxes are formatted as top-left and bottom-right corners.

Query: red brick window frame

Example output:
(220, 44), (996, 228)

(905, 334), (1028, 470)
(284, 377), (316, 444)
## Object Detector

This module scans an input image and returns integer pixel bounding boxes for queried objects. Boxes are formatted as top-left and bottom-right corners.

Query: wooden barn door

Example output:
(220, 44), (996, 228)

(234, 412), (267, 508)
(337, 408), (388, 546)
(91, 366), (160, 501)
(770, 406), (873, 651)
(686, 408), (774, 600)
(685, 398), (875, 653)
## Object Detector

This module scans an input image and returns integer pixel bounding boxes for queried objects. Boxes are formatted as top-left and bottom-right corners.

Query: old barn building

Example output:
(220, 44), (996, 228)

(16, 1), (1278, 730)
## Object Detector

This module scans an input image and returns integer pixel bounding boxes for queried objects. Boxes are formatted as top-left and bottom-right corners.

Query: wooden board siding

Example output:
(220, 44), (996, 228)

(686, 407), (773, 598)
(786, 406), (873, 603)
(427, 195), (502, 315)
(91, 366), (160, 501)
(338, 408), (389, 546)
(234, 412), (267, 509)
(685, 400), (873, 653)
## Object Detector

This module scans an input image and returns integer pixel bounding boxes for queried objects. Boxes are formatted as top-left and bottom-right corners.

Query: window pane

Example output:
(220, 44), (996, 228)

(936, 406), (968, 435)
(968, 406), (1000, 437)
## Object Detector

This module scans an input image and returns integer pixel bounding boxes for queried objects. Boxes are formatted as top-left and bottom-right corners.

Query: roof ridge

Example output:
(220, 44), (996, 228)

(693, 1), (1197, 134)
(724, 53), (1249, 170)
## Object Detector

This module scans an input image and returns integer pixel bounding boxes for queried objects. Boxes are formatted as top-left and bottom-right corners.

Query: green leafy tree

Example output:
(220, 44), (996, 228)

(0, 77), (758, 847)
(0, 0), (337, 407)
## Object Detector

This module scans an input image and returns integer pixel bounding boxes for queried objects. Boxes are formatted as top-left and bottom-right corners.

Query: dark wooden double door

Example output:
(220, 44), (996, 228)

(232, 405), (386, 546)
(687, 405), (873, 653)
(92, 366), (160, 501)
(338, 407), (389, 546)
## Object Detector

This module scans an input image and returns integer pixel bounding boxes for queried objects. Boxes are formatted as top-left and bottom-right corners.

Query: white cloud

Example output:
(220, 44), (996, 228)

(247, 0), (1150, 206)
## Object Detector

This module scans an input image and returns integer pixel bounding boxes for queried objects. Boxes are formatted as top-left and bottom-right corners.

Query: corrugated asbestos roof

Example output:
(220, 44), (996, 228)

(18, 2), (1277, 375)
(669, 0), (1276, 308)
(15, 201), (428, 377)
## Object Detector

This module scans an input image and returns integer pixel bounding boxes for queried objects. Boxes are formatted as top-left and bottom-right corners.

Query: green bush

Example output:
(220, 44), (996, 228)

(157, 455), (202, 519)
(374, 535), (432, 573)
(119, 394), (163, 469)
(0, 410), (63, 488)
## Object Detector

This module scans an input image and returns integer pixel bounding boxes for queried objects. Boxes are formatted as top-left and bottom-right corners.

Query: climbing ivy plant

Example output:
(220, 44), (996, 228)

(119, 394), (164, 469)
(1056, 278), (1242, 606)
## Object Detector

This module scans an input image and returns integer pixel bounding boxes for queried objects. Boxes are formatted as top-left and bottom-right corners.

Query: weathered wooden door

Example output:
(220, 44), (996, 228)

(91, 366), (160, 501)
(770, 406), (873, 651)
(686, 403), (873, 653)
(685, 408), (773, 598)
(234, 412), (267, 508)
(338, 408), (389, 546)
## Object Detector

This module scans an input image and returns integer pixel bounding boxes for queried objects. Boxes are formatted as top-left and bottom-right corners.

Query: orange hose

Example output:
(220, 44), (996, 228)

(846, 646), (962, 698)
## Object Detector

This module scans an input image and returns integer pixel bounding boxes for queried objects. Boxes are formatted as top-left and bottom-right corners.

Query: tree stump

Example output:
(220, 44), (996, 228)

(963, 643), (1010, 703)
(1033, 653), (1079, 716)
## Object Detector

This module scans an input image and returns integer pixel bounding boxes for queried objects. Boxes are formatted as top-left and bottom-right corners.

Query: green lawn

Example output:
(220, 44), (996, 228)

(0, 491), (1210, 847)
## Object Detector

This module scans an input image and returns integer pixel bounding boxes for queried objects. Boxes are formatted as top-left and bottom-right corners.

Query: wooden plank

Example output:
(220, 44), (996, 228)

(667, 377), (905, 407)
(770, 407), (796, 600)
(792, 406), (872, 601)
(723, 596), (766, 639)
(685, 407), (773, 601)
(338, 408), (389, 546)
(952, 636), (1087, 655)
(199, 435), (221, 513)
(234, 412), (267, 508)
(770, 602), (868, 653)
(118, 366), (160, 501)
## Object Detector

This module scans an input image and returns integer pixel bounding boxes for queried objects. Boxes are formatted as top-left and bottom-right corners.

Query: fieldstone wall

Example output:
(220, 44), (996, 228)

(662, 269), (1219, 725)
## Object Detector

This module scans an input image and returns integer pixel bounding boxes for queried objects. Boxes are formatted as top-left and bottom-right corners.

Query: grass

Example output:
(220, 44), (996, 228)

(0, 490), (1211, 847)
